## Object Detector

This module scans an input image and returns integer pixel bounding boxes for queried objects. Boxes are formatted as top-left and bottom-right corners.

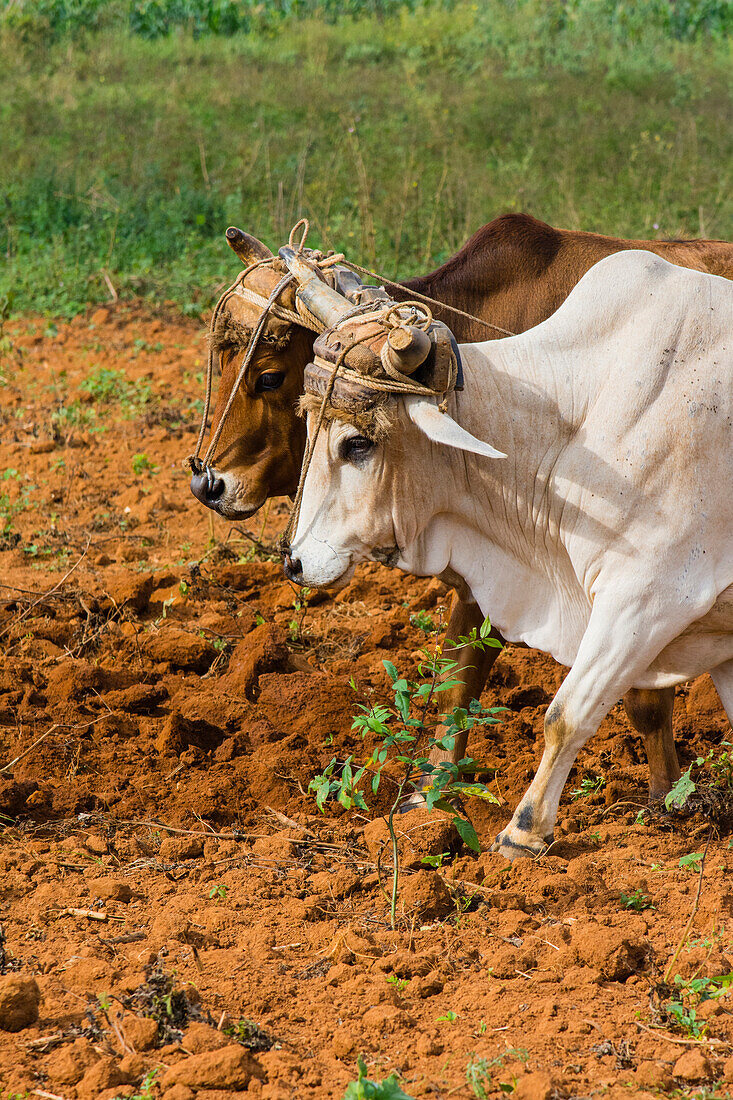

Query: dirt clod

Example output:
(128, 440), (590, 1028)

(672, 1047), (712, 1082)
(398, 869), (453, 920)
(514, 1071), (555, 1100)
(0, 975), (40, 1032)
(160, 1044), (265, 1089)
(363, 806), (457, 868)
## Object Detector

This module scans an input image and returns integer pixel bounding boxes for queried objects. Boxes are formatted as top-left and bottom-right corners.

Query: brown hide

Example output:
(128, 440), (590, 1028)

(201, 212), (733, 517)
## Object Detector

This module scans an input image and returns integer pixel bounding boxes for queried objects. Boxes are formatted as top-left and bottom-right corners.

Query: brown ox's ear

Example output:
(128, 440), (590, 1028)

(225, 227), (273, 266)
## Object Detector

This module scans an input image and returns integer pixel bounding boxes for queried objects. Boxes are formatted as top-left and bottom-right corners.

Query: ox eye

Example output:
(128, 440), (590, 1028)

(340, 435), (374, 463)
(255, 371), (285, 393)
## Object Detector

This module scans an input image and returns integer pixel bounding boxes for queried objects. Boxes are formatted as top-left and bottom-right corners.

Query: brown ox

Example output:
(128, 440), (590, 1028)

(191, 212), (733, 800)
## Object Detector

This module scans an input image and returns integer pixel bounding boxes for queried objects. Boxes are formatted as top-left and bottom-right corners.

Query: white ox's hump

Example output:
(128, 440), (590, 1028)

(481, 248), (731, 360)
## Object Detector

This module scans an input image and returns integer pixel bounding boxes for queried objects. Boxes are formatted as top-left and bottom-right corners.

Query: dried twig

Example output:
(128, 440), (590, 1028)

(25, 1033), (70, 1052)
(56, 908), (124, 923)
(664, 830), (712, 984)
(0, 536), (90, 641)
(0, 726), (55, 776)
(635, 1020), (729, 1048)
(265, 805), (315, 836)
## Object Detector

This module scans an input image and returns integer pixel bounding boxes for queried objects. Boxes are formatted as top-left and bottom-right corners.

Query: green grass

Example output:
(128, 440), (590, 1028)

(0, 0), (731, 317)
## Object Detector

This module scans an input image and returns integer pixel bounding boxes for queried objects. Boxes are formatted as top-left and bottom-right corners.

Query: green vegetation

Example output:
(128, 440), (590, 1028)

(131, 451), (158, 474)
(343, 1055), (414, 1099)
(570, 773), (606, 801)
(619, 888), (654, 911)
(465, 1048), (529, 1098)
(310, 615), (503, 926)
(0, 0), (730, 317)
(664, 971), (733, 1038)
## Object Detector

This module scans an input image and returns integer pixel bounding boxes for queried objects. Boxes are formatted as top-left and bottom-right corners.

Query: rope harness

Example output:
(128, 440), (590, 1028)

(187, 218), (516, 557)
(187, 220), (343, 476)
(279, 296), (462, 555)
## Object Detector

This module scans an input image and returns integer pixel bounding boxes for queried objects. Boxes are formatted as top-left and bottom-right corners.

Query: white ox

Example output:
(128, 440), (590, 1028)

(286, 251), (733, 859)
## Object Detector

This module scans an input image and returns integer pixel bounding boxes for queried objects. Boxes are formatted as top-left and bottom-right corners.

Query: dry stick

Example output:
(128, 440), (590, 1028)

(635, 1020), (729, 1049)
(119, 818), (267, 841)
(0, 725), (55, 776)
(0, 535), (90, 641)
(265, 805), (315, 837)
(664, 830), (712, 985)
(57, 908), (123, 923)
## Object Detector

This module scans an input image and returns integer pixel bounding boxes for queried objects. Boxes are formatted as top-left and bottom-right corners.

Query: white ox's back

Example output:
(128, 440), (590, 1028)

(425, 251), (733, 678)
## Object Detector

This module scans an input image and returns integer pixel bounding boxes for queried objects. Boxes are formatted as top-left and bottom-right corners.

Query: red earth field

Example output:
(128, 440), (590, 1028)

(0, 306), (732, 1100)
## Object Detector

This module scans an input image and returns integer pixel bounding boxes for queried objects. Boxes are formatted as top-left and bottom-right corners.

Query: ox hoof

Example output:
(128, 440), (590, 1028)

(491, 826), (552, 862)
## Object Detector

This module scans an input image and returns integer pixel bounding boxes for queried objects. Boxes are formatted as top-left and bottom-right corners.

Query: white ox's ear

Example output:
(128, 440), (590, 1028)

(404, 396), (507, 459)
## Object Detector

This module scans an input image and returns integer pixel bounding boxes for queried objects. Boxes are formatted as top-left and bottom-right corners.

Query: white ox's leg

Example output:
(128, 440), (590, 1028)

(710, 659), (733, 727)
(492, 587), (696, 860)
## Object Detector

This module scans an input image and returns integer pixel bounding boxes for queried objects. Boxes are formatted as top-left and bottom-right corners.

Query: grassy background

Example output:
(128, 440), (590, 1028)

(1, 0), (731, 317)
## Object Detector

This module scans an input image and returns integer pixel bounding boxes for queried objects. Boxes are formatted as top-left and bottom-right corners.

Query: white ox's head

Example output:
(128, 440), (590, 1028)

(283, 396), (506, 589)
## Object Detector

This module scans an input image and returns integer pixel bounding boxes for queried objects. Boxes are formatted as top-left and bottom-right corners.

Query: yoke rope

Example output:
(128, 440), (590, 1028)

(338, 259), (516, 337)
(188, 219), (342, 473)
(188, 217), (514, 479)
(279, 298), (453, 555)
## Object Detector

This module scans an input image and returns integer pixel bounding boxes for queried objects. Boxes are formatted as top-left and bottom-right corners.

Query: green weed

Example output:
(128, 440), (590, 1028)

(570, 774), (606, 801)
(309, 616), (503, 926)
(465, 1048), (529, 1098)
(619, 889), (654, 911)
(678, 851), (704, 872)
(131, 452), (158, 475)
(343, 1055), (414, 1099)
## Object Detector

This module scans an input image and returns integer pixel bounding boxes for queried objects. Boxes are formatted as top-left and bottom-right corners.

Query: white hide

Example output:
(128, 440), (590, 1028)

(289, 250), (733, 853)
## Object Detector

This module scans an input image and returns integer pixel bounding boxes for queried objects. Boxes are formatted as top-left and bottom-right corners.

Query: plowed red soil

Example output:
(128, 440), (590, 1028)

(0, 306), (732, 1100)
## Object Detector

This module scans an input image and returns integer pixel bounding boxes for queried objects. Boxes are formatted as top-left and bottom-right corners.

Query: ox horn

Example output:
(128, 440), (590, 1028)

(279, 246), (354, 328)
(405, 396), (507, 459)
(226, 227), (274, 266)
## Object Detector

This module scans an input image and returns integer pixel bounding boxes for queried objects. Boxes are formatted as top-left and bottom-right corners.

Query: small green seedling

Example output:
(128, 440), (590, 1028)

(619, 889), (654, 911)
(465, 1048), (529, 1098)
(410, 609), (435, 634)
(208, 883), (227, 900)
(288, 586), (311, 642)
(437, 1010), (458, 1023)
(678, 852), (704, 873)
(386, 974), (408, 993)
(570, 774), (605, 801)
(343, 1055), (414, 1099)
(131, 452), (157, 475)
(421, 852), (450, 869)
(665, 765), (696, 810)
(665, 1000), (705, 1037)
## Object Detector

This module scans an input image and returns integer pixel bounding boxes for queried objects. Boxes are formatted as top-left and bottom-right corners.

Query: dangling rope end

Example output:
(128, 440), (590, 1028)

(278, 533), (291, 558)
(187, 455), (204, 475)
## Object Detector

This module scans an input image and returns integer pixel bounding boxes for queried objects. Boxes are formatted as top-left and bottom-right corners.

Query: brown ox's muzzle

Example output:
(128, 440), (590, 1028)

(190, 464), (225, 510)
(189, 463), (263, 520)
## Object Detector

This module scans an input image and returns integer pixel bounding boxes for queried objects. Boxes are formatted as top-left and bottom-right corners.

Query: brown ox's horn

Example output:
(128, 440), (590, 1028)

(382, 325), (432, 376)
(279, 246), (354, 328)
(226, 227), (274, 266)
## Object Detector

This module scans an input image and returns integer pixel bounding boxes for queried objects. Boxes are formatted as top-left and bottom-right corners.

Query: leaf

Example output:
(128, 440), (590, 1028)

(343, 1055), (416, 1099)
(453, 815), (480, 853)
(382, 660), (398, 682)
(665, 766), (696, 810)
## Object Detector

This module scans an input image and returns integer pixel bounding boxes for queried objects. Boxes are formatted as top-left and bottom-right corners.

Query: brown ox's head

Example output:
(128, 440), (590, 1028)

(189, 228), (313, 520)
